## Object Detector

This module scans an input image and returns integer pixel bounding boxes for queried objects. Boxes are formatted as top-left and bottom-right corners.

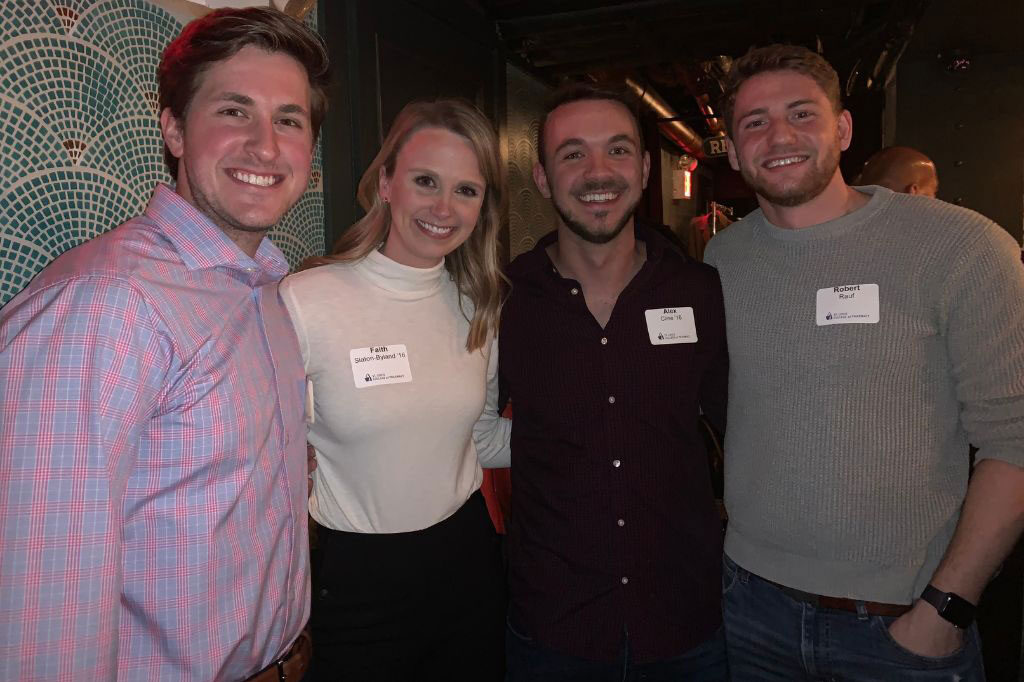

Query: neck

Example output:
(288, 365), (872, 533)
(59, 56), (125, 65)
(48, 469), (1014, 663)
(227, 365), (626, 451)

(175, 178), (266, 258)
(758, 172), (869, 229)
(548, 219), (643, 295)
(221, 227), (267, 258)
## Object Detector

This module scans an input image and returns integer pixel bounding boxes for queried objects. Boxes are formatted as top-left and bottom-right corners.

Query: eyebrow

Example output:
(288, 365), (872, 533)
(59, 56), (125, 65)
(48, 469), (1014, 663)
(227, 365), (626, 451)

(408, 167), (484, 191)
(737, 99), (820, 121)
(552, 133), (637, 156)
(214, 92), (309, 117)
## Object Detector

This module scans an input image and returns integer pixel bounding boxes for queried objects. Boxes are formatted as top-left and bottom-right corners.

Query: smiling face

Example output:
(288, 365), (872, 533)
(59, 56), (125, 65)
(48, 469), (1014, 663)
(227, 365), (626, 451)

(534, 98), (650, 244)
(727, 70), (851, 208)
(160, 45), (314, 246)
(378, 126), (486, 269)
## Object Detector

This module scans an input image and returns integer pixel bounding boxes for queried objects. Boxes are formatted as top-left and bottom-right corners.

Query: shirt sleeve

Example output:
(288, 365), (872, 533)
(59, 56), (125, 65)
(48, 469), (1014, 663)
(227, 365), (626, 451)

(0, 276), (171, 680)
(943, 225), (1024, 469)
(473, 337), (512, 468)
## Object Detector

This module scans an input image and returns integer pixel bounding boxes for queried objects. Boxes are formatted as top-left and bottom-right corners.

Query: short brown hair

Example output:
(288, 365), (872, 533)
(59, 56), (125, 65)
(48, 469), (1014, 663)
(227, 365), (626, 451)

(158, 7), (330, 179)
(721, 44), (841, 136)
(537, 83), (644, 167)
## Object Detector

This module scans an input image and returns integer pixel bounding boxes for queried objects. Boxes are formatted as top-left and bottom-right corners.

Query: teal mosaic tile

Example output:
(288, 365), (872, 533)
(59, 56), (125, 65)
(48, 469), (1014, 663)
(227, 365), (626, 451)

(1, 1), (326, 307)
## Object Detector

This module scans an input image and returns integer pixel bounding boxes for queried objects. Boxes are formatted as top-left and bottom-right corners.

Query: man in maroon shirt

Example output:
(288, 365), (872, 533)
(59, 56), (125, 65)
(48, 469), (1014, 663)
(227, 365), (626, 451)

(499, 83), (730, 681)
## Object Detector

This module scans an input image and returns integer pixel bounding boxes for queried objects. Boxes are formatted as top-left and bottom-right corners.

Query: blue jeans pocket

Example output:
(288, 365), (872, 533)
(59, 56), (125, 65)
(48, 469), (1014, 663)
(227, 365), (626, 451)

(722, 554), (740, 595)
(870, 616), (971, 669)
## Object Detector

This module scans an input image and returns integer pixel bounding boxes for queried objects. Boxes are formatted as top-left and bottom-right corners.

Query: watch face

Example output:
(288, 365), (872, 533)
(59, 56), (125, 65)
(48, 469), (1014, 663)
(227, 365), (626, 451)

(939, 594), (976, 628)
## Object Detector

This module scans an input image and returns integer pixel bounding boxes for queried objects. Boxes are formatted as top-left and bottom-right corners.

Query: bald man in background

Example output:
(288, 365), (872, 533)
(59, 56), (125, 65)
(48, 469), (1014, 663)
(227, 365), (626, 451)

(858, 145), (939, 197)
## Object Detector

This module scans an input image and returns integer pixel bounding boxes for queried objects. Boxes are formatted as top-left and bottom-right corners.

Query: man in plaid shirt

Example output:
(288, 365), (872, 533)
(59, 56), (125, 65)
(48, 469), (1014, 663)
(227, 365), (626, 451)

(0, 9), (329, 681)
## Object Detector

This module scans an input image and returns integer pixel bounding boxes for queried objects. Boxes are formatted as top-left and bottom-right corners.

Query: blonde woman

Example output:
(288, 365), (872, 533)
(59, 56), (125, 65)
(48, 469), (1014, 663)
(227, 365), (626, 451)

(280, 99), (509, 681)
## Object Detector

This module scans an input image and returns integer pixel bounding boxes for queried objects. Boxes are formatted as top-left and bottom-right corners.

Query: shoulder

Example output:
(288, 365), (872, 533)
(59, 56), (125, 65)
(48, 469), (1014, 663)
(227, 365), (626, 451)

(25, 216), (169, 291)
(702, 216), (757, 266)
(281, 261), (361, 301)
(876, 193), (1016, 262)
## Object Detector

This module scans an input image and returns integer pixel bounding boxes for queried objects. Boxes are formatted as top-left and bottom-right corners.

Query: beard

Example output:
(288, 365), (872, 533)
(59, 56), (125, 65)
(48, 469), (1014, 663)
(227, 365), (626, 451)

(740, 134), (841, 207)
(551, 178), (639, 245)
(183, 159), (283, 235)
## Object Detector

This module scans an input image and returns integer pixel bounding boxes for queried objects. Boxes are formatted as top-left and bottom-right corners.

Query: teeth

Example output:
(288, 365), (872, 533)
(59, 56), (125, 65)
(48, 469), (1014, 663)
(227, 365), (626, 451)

(416, 219), (455, 235)
(231, 171), (278, 187)
(765, 156), (807, 169)
(580, 192), (618, 202)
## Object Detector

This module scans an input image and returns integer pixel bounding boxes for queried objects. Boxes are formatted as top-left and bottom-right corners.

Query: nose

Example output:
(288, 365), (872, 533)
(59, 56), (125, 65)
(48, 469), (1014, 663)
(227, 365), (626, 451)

(584, 153), (612, 179)
(767, 118), (797, 147)
(245, 117), (280, 163)
(432, 192), (452, 219)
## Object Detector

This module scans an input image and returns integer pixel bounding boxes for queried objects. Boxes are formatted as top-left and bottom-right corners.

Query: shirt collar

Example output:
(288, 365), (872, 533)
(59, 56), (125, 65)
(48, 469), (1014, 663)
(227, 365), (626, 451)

(517, 221), (670, 279)
(145, 184), (290, 280)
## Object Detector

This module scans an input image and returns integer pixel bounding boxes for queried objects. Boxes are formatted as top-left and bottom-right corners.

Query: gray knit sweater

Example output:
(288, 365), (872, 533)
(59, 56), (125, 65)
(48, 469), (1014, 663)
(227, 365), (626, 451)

(704, 186), (1024, 603)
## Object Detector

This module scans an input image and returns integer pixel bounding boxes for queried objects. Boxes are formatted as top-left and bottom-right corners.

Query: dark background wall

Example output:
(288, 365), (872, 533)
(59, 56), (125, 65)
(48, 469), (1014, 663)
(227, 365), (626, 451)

(317, 0), (505, 251)
(891, 0), (1023, 242)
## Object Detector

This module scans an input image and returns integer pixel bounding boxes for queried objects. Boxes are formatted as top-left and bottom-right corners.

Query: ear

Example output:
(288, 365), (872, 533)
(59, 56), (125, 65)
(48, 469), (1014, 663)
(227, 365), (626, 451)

(641, 150), (651, 190)
(837, 109), (853, 152)
(726, 137), (740, 172)
(533, 161), (552, 199)
(160, 108), (185, 160)
(906, 183), (921, 195)
(378, 165), (391, 202)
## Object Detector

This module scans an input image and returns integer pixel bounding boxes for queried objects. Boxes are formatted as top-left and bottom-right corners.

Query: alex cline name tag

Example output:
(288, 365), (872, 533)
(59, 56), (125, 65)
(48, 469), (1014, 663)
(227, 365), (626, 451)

(645, 307), (698, 344)
(349, 344), (412, 388)
(816, 284), (879, 326)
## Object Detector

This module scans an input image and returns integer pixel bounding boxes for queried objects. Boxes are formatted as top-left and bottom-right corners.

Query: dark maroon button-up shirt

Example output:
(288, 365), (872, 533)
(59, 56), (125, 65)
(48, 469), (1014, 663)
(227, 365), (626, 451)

(499, 224), (728, 663)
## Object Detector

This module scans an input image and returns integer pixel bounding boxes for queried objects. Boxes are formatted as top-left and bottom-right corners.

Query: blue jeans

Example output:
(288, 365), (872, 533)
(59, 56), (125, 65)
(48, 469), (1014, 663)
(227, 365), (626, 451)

(722, 554), (985, 681)
(504, 618), (728, 682)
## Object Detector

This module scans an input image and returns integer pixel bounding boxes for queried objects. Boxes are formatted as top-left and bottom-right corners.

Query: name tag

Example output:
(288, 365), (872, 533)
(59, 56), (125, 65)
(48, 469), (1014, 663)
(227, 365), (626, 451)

(816, 284), (879, 325)
(349, 344), (412, 388)
(645, 307), (698, 344)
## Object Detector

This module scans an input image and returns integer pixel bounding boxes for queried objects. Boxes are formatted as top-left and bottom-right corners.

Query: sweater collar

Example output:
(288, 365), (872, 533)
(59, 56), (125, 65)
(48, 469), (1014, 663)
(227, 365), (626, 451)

(357, 248), (448, 297)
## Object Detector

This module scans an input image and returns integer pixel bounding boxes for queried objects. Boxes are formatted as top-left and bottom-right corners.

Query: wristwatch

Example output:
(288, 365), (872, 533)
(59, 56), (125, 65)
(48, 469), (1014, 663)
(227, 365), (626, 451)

(920, 584), (976, 629)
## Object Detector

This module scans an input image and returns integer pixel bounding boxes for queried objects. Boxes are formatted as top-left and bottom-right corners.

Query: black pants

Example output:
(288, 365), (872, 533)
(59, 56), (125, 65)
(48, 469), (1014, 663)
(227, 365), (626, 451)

(306, 491), (505, 682)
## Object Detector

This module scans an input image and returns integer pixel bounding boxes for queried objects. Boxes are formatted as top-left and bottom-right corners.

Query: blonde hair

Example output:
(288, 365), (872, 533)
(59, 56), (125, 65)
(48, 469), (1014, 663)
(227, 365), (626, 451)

(315, 99), (506, 352)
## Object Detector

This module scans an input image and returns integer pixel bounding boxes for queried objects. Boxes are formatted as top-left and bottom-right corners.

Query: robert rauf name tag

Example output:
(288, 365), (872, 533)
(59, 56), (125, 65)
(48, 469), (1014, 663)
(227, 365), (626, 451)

(349, 344), (412, 388)
(645, 307), (698, 344)
(816, 284), (879, 326)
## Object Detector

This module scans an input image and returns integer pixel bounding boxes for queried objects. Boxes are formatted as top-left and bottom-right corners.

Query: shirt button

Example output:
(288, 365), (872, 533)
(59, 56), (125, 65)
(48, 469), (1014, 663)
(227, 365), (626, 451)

(617, 518), (625, 527)
(621, 576), (629, 585)
(600, 337), (608, 345)
(607, 396), (616, 404)
(612, 459), (621, 468)
(570, 287), (579, 295)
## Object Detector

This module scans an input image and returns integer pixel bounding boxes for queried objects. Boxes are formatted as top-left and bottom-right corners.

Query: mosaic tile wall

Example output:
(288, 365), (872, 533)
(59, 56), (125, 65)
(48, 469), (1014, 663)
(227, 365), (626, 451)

(505, 64), (555, 259)
(0, 0), (325, 307)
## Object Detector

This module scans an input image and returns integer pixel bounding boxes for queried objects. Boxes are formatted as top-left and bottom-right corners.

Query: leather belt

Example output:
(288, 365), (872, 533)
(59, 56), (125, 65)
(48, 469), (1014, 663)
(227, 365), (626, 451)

(765, 578), (912, 618)
(244, 628), (312, 682)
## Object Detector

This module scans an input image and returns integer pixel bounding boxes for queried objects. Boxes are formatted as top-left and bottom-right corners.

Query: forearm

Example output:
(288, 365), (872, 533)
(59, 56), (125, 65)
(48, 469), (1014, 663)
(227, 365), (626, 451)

(930, 458), (1024, 603)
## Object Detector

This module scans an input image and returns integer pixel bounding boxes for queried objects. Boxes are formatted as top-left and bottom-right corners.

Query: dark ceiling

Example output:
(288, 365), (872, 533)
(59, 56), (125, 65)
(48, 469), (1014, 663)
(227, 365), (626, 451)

(480, 0), (930, 141)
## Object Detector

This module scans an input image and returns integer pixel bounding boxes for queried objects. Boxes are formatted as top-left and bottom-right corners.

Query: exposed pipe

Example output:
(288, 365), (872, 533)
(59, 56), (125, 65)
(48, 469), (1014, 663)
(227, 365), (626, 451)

(624, 77), (706, 159)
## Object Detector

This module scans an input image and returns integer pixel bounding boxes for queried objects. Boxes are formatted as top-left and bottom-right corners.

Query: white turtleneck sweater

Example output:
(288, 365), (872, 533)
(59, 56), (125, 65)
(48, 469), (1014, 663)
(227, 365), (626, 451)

(280, 250), (510, 533)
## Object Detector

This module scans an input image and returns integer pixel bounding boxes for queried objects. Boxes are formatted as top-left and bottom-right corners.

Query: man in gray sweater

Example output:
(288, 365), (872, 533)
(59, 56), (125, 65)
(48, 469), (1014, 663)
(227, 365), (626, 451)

(704, 44), (1024, 681)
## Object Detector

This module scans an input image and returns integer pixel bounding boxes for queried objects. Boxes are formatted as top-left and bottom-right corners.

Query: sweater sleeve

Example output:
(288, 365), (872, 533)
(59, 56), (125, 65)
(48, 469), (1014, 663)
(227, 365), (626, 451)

(943, 223), (1024, 468)
(473, 337), (512, 468)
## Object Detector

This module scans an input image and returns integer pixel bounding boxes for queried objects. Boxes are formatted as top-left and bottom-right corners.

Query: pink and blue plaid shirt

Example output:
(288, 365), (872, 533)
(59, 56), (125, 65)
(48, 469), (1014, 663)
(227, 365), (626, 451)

(0, 185), (310, 681)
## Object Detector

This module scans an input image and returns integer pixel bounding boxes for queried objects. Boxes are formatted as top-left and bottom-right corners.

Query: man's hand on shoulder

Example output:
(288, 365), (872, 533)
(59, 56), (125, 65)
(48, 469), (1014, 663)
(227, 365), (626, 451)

(887, 599), (964, 658)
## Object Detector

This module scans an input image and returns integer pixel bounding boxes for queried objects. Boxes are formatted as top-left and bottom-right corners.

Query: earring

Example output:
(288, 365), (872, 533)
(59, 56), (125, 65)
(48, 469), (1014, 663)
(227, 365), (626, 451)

(382, 196), (390, 204)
